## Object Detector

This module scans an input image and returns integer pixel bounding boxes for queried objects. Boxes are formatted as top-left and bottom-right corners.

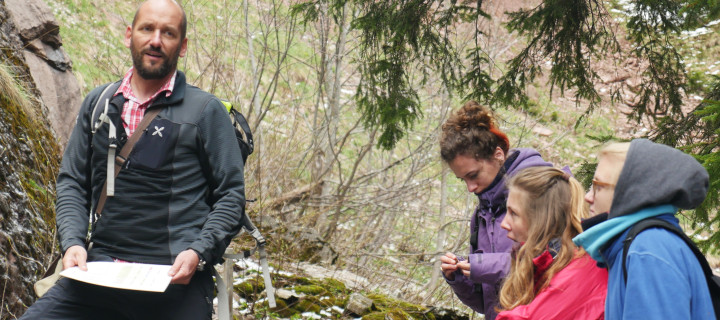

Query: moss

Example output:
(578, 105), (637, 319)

(316, 296), (339, 308)
(338, 295), (350, 308)
(365, 293), (435, 319)
(320, 277), (346, 293)
(293, 284), (327, 296)
(362, 312), (387, 320)
(259, 299), (295, 318)
(0, 62), (60, 227)
(294, 297), (322, 313)
(234, 278), (265, 299)
(367, 293), (423, 312)
(385, 308), (412, 320)
(272, 273), (313, 287)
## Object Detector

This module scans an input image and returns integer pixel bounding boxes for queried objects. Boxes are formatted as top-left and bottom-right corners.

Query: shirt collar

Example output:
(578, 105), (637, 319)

(115, 67), (177, 103)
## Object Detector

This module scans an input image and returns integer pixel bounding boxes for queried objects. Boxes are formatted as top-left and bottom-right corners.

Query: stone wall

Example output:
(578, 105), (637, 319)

(0, 0), (76, 317)
(4, 0), (81, 145)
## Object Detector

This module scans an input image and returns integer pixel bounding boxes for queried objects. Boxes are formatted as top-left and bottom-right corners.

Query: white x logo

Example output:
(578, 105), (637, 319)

(152, 126), (165, 137)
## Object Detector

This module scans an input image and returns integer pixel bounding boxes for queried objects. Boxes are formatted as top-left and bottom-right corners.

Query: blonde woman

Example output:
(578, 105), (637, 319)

(496, 167), (607, 319)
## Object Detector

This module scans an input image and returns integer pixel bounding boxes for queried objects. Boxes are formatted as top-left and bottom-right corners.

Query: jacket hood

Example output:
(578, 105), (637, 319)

(609, 139), (709, 219)
(478, 148), (553, 206)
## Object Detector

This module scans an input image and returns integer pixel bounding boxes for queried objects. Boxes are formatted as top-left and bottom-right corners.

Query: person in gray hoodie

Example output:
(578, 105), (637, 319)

(573, 139), (715, 319)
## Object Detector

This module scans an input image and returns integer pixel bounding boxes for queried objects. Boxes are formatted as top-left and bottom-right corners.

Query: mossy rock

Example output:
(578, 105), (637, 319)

(362, 312), (387, 320)
(362, 309), (417, 320)
(234, 278), (265, 299)
(316, 296), (340, 308)
(320, 277), (347, 293)
(385, 308), (413, 320)
(259, 299), (295, 318)
(337, 295), (350, 308)
(367, 293), (426, 313)
(294, 297), (323, 313)
(293, 284), (327, 296)
(272, 273), (313, 287)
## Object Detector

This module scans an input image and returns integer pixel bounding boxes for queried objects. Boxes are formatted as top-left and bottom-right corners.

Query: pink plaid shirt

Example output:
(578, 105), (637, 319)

(115, 67), (176, 136)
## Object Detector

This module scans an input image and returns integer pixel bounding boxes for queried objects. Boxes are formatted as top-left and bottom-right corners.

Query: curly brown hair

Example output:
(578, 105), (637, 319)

(440, 101), (510, 163)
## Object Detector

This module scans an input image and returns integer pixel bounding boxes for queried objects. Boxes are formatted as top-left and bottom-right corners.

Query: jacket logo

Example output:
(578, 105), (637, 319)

(152, 126), (165, 138)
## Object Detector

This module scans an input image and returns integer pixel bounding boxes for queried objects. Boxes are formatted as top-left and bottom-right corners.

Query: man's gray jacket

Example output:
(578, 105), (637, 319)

(55, 71), (245, 266)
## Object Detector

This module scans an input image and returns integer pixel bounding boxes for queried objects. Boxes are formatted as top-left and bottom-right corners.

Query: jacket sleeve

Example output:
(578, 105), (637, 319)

(444, 270), (485, 313)
(469, 252), (511, 284)
(188, 97), (245, 265)
(55, 86), (104, 253)
(444, 252), (511, 313)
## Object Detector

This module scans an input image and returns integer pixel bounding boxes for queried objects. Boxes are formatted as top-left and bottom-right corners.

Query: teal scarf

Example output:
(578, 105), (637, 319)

(572, 205), (677, 264)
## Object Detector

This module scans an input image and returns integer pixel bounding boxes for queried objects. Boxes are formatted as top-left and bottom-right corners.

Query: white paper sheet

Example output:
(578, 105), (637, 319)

(60, 261), (172, 292)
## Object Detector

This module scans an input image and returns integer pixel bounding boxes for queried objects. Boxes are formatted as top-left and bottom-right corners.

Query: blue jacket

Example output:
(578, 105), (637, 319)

(601, 214), (715, 319)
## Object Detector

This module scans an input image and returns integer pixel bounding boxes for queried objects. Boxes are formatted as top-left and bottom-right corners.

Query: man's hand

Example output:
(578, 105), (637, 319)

(63, 245), (88, 271)
(440, 252), (459, 280)
(169, 249), (200, 284)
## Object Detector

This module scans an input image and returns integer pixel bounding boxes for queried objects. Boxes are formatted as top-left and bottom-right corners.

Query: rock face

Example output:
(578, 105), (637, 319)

(0, 0), (71, 317)
(4, 0), (82, 145)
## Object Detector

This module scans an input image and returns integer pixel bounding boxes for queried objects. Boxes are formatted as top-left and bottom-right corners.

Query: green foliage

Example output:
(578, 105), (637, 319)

(292, 0), (485, 149)
(496, 0), (617, 115)
(652, 76), (720, 252)
(624, 1), (687, 121)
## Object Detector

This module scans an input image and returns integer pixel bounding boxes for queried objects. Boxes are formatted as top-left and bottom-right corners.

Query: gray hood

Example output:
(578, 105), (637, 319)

(609, 139), (709, 219)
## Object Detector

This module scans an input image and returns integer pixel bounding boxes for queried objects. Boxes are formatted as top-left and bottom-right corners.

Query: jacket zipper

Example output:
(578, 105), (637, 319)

(490, 216), (496, 252)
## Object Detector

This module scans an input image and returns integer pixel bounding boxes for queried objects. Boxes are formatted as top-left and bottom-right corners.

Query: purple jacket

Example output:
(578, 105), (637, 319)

(445, 148), (553, 320)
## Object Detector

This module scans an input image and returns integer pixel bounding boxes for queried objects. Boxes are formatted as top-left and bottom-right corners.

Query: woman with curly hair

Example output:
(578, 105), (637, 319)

(439, 101), (556, 319)
(495, 167), (607, 319)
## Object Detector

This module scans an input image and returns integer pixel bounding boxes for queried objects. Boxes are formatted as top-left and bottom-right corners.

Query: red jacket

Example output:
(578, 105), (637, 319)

(496, 253), (607, 320)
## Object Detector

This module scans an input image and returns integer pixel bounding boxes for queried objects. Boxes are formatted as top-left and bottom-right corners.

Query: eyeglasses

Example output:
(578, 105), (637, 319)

(591, 179), (615, 197)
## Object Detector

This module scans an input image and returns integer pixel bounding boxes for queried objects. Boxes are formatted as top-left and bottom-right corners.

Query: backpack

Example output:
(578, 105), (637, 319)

(622, 217), (720, 319)
(220, 100), (254, 162)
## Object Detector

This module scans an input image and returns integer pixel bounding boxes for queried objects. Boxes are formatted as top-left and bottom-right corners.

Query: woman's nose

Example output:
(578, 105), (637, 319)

(584, 189), (593, 204)
(500, 215), (511, 231)
(466, 181), (477, 193)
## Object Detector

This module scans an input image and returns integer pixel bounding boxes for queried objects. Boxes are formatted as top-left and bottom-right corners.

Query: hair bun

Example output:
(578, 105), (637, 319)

(455, 101), (510, 154)
(440, 100), (511, 162)
(454, 101), (494, 132)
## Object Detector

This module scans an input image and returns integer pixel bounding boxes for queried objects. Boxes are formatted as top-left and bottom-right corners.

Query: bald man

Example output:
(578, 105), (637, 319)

(21, 1), (245, 319)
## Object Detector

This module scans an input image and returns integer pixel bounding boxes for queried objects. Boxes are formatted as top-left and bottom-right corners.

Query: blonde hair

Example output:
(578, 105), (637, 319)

(497, 167), (589, 311)
(597, 142), (630, 185)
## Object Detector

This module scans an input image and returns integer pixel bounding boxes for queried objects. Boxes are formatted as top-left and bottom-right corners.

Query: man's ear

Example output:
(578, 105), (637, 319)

(124, 26), (132, 48)
(179, 37), (188, 58)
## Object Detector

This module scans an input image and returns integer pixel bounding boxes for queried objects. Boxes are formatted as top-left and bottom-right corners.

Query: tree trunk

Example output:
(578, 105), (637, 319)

(428, 165), (448, 292)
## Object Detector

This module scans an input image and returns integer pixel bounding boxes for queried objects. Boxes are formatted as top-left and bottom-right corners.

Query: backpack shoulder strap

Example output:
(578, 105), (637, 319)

(94, 107), (162, 217)
(623, 218), (703, 283)
(90, 81), (122, 134)
(623, 217), (720, 319)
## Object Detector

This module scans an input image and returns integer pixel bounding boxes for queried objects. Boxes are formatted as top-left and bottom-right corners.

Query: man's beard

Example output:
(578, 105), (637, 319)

(130, 42), (180, 80)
